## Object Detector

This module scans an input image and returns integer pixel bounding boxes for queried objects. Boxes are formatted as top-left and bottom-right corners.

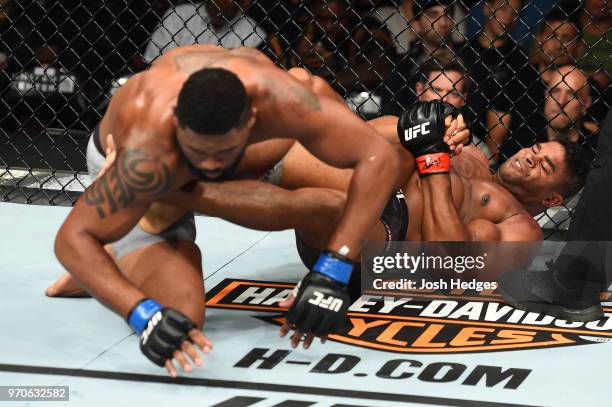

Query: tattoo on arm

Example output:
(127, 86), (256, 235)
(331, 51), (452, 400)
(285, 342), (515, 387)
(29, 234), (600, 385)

(288, 85), (321, 112)
(83, 149), (175, 219)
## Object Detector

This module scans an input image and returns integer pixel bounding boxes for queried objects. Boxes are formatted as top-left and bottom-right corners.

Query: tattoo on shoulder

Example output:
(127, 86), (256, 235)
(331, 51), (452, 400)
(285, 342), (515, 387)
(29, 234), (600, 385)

(83, 149), (175, 219)
(288, 85), (321, 112)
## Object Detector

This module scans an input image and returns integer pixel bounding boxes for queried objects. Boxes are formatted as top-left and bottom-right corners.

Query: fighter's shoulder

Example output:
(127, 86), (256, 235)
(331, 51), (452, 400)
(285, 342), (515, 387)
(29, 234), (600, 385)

(468, 211), (541, 241)
(110, 87), (178, 162)
(498, 212), (543, 241)
(117, 70), (179, 118)
(461, 145), (489, 166)
(451, 146), (492, 179)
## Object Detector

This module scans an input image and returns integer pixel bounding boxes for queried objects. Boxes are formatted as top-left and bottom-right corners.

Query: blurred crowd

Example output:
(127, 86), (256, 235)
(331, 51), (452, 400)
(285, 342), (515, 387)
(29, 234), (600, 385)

(0, 0), (610, 168)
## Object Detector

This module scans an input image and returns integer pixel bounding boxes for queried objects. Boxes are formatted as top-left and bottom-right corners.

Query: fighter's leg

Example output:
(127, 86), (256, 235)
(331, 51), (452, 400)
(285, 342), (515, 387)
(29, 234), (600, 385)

(46, 273), (86, 297)
(167, 180), (349, 240)
(116, 240), (205, 328)
(46, 244), (112, 297)
(279, 139), (414, 192)
(46, 239), (205, 328)
(280, 142), (353, 191)
(295, 197), (388, 255)
(113, 237), (211, 376)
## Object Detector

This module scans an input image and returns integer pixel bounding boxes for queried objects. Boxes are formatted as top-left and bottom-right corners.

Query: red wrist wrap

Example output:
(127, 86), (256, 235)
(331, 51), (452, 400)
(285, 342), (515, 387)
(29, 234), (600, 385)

(416, 153), (451, 176)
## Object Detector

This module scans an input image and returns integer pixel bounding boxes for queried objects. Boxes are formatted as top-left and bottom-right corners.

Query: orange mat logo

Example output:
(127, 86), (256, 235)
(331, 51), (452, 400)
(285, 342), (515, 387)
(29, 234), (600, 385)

(206, 279), (612, 353)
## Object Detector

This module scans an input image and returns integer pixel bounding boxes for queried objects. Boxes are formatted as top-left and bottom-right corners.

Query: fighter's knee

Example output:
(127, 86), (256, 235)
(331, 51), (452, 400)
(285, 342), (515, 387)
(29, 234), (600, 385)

(324, 189), (346, 213)
(328, 189), (347, 223)
(187, 241), (203, 264)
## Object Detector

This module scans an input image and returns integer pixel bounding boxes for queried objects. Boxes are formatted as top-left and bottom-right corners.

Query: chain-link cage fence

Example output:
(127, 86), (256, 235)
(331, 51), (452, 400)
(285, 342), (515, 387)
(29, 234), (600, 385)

(0, 0), (608, 239)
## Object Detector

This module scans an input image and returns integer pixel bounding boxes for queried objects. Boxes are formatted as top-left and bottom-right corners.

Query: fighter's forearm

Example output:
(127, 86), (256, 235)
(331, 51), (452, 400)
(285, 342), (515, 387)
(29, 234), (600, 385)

(164, 181), (345, 235)
(326, 152), (399, 260)
(420, 175), (472, 241)
(54, 226), (144, 319)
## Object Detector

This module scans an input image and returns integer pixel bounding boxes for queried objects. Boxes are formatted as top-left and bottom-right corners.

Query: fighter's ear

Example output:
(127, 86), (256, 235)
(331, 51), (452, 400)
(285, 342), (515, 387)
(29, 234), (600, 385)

(415, 81), (424, 96)
(245, 105), (257, 130)
(542, 192), (564, 208)
(172, 106), (179, 126)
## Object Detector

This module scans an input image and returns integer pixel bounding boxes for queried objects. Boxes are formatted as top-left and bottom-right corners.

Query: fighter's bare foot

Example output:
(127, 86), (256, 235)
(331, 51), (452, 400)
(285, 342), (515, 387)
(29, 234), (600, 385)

(45, 273), (90, 298)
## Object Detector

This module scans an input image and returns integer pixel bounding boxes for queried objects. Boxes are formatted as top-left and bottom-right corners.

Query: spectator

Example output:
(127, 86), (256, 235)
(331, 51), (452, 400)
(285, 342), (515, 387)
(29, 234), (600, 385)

(371, 0), (468, 56)
(529, 5), (584, 75)
(144, 0), (267, 64)
(579, 0), (612, 89)
(460, 0), (527, 164)
(293, 0), (394, 94)
(414, 53), (493, 158)
(248, 0), (314, 67)
(380, 0), (464, 116)
(414, 54), (467, 108)
(371, 0), (417, 56)
(526, 5), (609, 134)
(511, 65), (597, 160)
(504, 4), (584, 161)
(543, 65), (597, 158)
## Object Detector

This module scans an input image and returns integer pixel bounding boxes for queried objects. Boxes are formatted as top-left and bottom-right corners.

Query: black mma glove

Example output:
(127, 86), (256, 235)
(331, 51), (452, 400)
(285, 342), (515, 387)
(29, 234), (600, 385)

(397, 100), (457, 176)
(286, 251), (352, 336)
(127, 298), (196, 367)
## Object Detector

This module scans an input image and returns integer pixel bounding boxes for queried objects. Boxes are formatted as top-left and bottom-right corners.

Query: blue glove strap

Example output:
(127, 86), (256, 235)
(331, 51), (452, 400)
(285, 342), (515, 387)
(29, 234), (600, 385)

(313, 252), (353, 285)
(128, 299), (163, 335)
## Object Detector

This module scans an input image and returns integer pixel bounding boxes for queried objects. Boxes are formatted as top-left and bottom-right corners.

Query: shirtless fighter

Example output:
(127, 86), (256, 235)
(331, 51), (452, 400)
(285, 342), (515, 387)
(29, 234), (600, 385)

(51, 96), (588, 350)
(52, 45), (411, 377)
(183, 104), (589, 350)
(59, 101), (587, 348)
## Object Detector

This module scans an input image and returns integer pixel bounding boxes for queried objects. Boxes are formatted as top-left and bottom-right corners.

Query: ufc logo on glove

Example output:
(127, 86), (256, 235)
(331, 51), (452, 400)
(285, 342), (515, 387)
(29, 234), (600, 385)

(140, 311), (163, 345)
(404, 122), (430, 141)
(308, 290), (344, 312)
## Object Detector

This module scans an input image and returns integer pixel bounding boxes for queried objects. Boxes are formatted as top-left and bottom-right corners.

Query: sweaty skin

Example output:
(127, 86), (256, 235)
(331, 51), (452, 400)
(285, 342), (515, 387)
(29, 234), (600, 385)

(153, 114), (540, 270)
(137, 113), (467, 237)
(53, 45), (401, 373)
(277, 123), (542, 243)
(91, 45), (399, 259)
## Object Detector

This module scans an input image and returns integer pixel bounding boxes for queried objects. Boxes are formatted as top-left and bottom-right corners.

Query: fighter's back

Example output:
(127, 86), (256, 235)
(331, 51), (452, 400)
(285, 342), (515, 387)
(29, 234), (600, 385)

(98, 45), (278, 156)
(100, 45), (318, 158)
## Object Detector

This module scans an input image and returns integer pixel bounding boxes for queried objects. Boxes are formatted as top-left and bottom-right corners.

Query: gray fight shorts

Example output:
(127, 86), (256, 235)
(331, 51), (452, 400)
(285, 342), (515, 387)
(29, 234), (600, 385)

(258, 160), (283, 186)
(86, 126), (196, 259)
